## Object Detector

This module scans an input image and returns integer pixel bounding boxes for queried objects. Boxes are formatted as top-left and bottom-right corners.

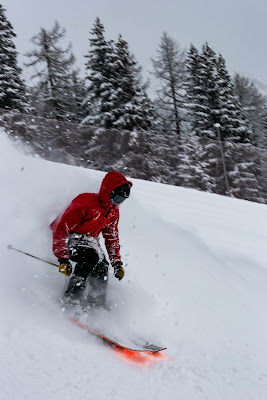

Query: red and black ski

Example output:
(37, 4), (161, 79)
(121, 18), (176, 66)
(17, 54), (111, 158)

(69, 317), (167, 353)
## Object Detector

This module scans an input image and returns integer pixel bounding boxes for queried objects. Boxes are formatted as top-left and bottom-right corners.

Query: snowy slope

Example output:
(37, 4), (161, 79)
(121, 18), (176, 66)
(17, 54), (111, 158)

(1, 129), (267, 400)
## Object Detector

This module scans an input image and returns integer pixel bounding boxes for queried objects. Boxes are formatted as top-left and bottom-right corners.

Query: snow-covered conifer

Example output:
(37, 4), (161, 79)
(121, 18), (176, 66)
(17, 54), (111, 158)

(185, 43), (251, 143)
(83, 20), (156, 131)
(82, 17), (115, 128)
(184, 44), (210, 136)
(197, 43), (219, 138)
(0, 4), (26, 111)
(233, 73), (267, 147)
(111, 34), (156, 131)
(215, 55), (250, 144)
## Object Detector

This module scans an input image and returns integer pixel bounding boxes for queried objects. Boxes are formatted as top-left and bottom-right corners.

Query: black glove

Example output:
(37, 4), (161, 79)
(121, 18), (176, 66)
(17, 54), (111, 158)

(113, 261), (125, 280)
(58, 258), (72, 276)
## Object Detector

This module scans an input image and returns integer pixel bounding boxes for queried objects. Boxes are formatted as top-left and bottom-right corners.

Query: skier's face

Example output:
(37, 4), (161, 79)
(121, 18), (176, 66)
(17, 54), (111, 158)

(110, 183), (131, 205)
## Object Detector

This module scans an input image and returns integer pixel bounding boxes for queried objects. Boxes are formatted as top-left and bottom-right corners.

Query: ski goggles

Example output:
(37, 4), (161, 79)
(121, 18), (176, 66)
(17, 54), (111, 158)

(112, 194), (128, 204)
(110, 183), (131, 204)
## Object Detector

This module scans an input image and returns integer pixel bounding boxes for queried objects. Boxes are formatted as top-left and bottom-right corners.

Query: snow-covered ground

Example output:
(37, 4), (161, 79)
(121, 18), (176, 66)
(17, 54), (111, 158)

(1, 129), (267, 400)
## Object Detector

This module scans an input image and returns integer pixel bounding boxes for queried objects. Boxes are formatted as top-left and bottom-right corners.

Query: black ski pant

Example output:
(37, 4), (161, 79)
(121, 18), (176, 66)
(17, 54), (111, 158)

(65, 233), (109, 305)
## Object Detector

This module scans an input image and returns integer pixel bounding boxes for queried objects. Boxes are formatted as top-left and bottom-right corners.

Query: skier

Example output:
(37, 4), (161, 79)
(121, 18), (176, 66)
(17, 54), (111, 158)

(50, 171), (132, 307)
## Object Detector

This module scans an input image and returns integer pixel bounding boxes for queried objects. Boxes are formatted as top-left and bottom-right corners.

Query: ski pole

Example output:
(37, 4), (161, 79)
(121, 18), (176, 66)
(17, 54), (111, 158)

(7, 244), (58, 268)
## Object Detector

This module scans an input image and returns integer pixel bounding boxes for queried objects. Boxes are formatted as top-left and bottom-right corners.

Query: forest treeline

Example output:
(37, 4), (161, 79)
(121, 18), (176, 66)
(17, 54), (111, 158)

(1, 4), (267, 204)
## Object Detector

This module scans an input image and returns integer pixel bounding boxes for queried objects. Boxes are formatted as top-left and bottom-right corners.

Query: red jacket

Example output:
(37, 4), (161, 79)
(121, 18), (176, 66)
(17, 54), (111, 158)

(50, 171), (132, 263)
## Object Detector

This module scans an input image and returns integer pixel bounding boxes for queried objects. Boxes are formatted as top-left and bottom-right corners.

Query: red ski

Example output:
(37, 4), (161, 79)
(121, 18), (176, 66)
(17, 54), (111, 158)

(69, 318), (167, 353)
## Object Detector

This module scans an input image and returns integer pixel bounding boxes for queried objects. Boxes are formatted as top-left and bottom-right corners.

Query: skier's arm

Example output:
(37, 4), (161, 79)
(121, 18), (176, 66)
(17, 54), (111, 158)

(102, 216), (121, 266)
(52, 207), (84, 259)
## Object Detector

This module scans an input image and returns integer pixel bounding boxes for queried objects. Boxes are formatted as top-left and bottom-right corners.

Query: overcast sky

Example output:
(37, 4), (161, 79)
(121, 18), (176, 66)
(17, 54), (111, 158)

(3, 0), (267, 93)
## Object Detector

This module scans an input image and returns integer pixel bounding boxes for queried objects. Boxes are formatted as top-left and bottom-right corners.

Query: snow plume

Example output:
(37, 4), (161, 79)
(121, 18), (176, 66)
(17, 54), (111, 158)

(1, 128), (267, 399)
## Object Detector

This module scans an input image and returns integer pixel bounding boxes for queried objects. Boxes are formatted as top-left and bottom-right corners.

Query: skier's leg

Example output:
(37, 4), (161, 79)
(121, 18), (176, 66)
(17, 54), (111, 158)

(87, 258), (109, 307)
(84, 236), (109, 307)
(64, 234), (109, 307)
(64, 234), (97, 301)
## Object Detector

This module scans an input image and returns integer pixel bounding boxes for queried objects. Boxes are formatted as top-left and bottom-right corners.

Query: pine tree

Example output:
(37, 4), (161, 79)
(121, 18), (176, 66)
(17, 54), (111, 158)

(185, 43), (251, 143)
(82, 17), (115, 127)
(83, 19), (156, 131)
(111, 34), (156, 131)
(25, 21), (77, 121)
(213, 56), (260, 198)
(185, 43), (256, 196)
(226, 141), (262, 202)
(233, 73), (267, 147)
(183, 43), (221, 193)
(177, 135), (216, 191)
(185, 44), (210, 135)
(197, 43), (219, 138)
(151, 32), (186, 135)
(215, 54), (250, 143)
(185, 43), (219, 137)
(0, 4), (26, 111)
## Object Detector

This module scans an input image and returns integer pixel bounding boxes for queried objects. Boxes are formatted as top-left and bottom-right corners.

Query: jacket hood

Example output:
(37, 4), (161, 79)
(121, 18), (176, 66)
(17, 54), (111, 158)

(98, 171), (132, 209)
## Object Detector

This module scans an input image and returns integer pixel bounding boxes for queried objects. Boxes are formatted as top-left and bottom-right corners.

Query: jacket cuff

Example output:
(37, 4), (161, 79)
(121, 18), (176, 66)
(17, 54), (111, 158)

(110, 256), (121, 265)
(58, 257), (69, 263)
